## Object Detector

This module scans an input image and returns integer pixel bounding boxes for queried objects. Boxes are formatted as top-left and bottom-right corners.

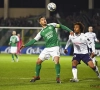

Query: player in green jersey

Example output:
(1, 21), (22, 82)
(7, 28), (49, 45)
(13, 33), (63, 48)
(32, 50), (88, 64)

(9, 31), (19, 62)
(21, 16), (73, 83)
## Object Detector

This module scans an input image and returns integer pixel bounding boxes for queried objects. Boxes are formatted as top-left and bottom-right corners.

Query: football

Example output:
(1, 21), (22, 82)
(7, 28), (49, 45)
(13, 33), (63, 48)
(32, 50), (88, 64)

(47, 2), (56, 12)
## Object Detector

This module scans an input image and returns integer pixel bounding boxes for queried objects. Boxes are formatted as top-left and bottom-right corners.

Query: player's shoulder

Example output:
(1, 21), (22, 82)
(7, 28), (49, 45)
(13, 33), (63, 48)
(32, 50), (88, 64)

(80, 33), (86, 37)
(69, 33), (75, 38)
(85, 32), (89, 35)
(15, 35), (18, 38)
(92, 32), (96, 35)
(47, 23), (57, 26)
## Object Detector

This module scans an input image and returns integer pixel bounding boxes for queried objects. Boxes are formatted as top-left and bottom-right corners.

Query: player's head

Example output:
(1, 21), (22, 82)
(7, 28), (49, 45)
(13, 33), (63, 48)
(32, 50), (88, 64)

(38, 16), (47, 27)
(88, 26), (93, 32)
(74, 22), (85, 34)
(12, 31), (16, 35)
(17, 34), (20, 37)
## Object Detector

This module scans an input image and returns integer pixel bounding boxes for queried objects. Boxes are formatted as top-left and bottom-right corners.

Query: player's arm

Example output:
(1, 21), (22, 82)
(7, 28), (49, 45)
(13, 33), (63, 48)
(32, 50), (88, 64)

(94, 33), (99, 42)
(64, 36), (72, 54)
(21, 32), (41, 49)
(55, 24), (74, 35)
(9, 36), (12, 45)
(16, 36), (19, 43)
(86, 37), (95, 57)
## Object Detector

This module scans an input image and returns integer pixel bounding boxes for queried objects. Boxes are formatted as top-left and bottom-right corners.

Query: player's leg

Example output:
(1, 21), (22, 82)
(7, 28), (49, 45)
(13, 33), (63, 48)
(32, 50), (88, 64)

(70, 54), (80, 82)
(70, 60), (79, 82)
(30, 48), (47, 82)
(11, 53), (15, 62)
(51, 46), (61, 83)
(14, 47), (19, 62)
(83, 54), (100, 78)
(30, 58), (43, 82)
(87, 61), (100, 78)
(90, 45), (98, 66)
(10, 47), (15, 62)
(53, 56), (61, 83)
(92, 57), (98, 66)
(15, 54), (18, 62)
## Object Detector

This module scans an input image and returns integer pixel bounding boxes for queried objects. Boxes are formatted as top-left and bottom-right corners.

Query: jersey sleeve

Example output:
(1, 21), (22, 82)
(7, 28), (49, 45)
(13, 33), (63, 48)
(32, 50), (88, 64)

(94, 33), (98, 42)
(85, 36), (95, 53)
(25, 32), (41, 46)
(65, 35), (72, 49)
(9, 36), (12, 44)
(10, 36), (12, 42)
(16, 36), (19, 42)
(34, 32), (42, 41)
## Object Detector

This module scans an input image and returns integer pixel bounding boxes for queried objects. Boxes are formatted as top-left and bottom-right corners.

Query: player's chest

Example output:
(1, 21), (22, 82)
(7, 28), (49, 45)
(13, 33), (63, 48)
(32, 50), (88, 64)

(41, 26), (55, 36)
(11, 37), (16, 40)
(71, 36), (86, 43)
(87, 34), (95, 39)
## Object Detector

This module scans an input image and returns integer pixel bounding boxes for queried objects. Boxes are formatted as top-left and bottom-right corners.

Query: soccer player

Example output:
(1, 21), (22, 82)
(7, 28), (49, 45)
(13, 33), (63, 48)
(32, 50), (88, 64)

(17, 34), (22, 55)
(9, 31), (19, 62)
(20, 16), (73, 83)
(64, 22), (100, 82)
(85, 26), (99, 66)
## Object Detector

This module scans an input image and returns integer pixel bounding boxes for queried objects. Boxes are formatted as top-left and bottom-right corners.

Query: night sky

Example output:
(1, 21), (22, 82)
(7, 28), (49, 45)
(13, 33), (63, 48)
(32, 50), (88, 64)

(0, 0), (100, 11)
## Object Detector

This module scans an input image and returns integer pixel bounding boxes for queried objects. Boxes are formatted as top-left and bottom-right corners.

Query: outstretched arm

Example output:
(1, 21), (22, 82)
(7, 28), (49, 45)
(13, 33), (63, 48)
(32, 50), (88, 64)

(64, 36), (72, 54)
(24, 39), (37, 47)
(94, 33), (99, 42)
(65, 36), (72, 49)
(20, 32), (41, 49)
(55, 24), (74, 35)
(59, 24), (72, 32)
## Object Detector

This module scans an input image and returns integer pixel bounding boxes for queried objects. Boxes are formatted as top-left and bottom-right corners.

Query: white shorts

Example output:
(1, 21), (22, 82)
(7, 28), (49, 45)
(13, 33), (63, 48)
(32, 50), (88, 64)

(10, 47), (17, 53)
(39, 46), (60, 61)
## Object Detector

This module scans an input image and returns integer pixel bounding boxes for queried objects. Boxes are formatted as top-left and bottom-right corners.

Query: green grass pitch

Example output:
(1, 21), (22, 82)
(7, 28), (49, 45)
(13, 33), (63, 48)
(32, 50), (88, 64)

(0, 54), (100, 90)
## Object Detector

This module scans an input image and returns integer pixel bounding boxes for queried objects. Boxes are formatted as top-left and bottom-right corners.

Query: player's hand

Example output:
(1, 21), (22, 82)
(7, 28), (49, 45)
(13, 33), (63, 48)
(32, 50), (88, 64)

(64, 49), (68, 54)
(8, 43), (10, 46)
(70, 31), (74, 36)
(90, 52), (95, 58)
(20, 45), (25, 50)
(97, 40), (99, 43)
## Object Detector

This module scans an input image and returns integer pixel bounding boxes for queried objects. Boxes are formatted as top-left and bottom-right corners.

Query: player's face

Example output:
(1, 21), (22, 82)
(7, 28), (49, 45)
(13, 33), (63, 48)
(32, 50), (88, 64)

(74, 25), (80, 34)
(39, 17), (47, 27)
(88, 26), (93, 32)
(12, 31), (16, 35)
(17, 34), (20, 37)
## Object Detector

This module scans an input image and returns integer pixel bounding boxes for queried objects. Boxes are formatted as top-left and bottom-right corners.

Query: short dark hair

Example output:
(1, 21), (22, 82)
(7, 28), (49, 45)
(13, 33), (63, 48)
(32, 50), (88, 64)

(37, 16), (46, 23)
(74, 22), (85, 33)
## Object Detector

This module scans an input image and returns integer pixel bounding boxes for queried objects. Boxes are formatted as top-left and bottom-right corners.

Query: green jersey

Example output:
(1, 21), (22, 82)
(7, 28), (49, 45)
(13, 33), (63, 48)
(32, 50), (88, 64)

(25, 23), (72, 47)
(9, 35), (19, 47)
(34, 23), (60, 47)
(34, 23), (61, 47)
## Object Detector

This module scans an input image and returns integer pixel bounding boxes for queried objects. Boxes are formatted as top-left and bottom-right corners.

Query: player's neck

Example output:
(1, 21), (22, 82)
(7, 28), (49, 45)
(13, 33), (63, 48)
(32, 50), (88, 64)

(42, 24), (48, 28)
(75, 32), (81, 36)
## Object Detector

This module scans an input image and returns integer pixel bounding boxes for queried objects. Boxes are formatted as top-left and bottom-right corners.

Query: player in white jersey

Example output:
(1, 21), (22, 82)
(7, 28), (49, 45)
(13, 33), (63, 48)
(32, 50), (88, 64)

(64, 22), (100, 82)
(85, 26), (99, 66)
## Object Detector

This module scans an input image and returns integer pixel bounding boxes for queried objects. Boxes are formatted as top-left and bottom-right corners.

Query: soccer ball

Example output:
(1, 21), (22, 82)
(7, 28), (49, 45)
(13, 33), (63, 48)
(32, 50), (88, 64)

(47, 2), (56, 12)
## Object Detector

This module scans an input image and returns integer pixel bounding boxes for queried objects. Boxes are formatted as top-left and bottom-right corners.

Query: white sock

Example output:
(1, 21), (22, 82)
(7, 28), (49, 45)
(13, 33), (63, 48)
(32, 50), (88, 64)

(92, 57), (96, 66)
(96, 66), (99, 73)
(72, 68), (77, 79)
(93, 66), (100, 76)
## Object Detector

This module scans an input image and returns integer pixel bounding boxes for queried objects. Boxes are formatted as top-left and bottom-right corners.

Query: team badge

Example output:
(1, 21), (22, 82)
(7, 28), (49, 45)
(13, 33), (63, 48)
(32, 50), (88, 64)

(49, 26), (52, 29)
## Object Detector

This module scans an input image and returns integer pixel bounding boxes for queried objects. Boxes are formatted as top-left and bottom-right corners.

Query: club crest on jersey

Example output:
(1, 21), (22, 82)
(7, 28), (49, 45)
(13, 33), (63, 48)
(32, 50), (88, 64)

(49, 26), (52, 29)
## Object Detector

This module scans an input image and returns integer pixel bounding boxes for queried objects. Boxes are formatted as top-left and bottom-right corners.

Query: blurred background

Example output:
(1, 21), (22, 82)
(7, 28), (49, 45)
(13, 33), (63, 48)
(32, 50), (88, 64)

(0, 0), (100, 55)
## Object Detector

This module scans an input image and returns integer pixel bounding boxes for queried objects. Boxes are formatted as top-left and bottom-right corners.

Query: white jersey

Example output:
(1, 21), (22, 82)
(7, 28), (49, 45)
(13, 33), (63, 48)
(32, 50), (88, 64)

(65, 33), (95, 54)
(85, 32), (98, 45)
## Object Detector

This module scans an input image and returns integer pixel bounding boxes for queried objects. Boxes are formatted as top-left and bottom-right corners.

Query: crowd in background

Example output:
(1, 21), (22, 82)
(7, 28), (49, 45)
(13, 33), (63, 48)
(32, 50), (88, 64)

(0, 9), (100, 41)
